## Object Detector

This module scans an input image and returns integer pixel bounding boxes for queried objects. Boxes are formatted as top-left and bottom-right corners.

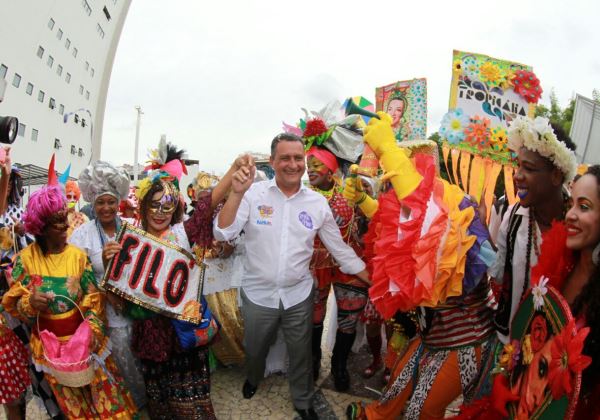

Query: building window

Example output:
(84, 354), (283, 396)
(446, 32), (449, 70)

(71, 145), (77, 155)
(79, 85), (84, 95)
(85, 61), (89, 71)
(73, 47), (78, 58)
(81, 118), (86, 127)
(26, 83), (33, 95)
(31, 128), (38, 142)
(65, 38), (71, 49)
(54, 139), (62, 150)
(48, 18), (55, 30)
(57, 29), (63, 40)
(59, 104), (65, 115)
(85, 90), (90, 100)
(47, 55), (54, 68)
(0, 64), (7, 79)
(18, 123), (25, 137)
(12, 73), (21, 88)
(57, 64), (63, 76)
(37, 46), (44, 58)
(66, 73), (71, 83)
(97, 24), (105, 39)
(103, 6), (111, 20)
(78, 147), (85, 157)
(49, 98), (56, 109)
(82, 0), (92, 16)
(38, 90), (45, 103)
(90, 68), (95, 77)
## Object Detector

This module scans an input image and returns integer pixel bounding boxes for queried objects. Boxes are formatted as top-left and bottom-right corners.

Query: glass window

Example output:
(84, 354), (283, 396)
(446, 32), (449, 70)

(57, 64), (63, 76)
(66, 73), (71, 83)
(49, 98), (56, 109)
(103, 6), (111, 20)
(96, 23), (105, 39)
(31, 128), (38, 142)
(85, 61), (89, 71)
(57, 29), (63, 40)
(12, 73), (21, 88)
(54, 139), (62, 149)
(79, 85), (84, 95)
(90, 68), (95, 77)
(37, 46), (44, 58)
(48, 18), (55, 30)
(85, 90), (90, 100)
(18, 123), (25, 137)
(26, 83), (33, 95)
(82, 0), (92, 16)
(47, 55), (54, 68)
(65, 38), (71, 49)
(59, 104), (65, 115)
(73, 47), (78, 58)
(38, 90), (45, 102)
(0, 64), (7, 79)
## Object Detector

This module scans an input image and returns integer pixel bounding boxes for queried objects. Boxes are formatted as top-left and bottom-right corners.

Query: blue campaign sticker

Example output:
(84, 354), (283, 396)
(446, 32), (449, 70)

(298, 211), (313, 229)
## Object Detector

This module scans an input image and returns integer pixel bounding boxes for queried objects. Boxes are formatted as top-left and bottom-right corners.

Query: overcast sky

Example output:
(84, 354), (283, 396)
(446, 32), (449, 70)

(101, 0), (600, 174)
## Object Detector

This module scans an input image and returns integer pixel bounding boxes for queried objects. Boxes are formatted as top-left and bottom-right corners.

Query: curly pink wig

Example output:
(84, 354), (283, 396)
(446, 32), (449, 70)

(23, 185), (67, 236)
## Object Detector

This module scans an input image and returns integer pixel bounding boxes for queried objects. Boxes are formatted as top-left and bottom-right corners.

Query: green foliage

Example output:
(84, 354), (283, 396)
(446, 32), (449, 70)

(428, 132), (450, 182)
(534, 88), (575, 135)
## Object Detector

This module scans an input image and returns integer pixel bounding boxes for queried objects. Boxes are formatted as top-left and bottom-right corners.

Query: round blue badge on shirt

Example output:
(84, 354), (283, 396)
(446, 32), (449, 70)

(298, 211), (313, 229)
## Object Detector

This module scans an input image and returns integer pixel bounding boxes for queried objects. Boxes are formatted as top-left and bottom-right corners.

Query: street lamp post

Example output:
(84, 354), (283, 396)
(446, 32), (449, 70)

(133, 105), (143, 184)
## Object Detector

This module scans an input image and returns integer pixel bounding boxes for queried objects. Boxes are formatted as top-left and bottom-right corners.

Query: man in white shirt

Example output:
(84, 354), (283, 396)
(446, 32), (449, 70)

(214, 133), (369, 420)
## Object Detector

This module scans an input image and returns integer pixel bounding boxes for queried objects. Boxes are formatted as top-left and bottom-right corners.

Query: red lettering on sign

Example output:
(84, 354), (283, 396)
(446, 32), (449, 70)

(142, 249), (164, 299)
(129, 242), (151, 289)
(164, 259), (188, 307)
(110, 234), (139, 282)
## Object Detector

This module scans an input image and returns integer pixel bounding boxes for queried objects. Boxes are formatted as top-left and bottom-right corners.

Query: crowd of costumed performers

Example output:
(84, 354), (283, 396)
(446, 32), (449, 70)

(0, 139), (256, 419)
(343, 111), (598, 419)
(0, 97), (598, 420)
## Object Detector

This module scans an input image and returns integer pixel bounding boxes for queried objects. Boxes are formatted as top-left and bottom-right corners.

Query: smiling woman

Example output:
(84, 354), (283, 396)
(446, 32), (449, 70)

(562, 165), (600, 418)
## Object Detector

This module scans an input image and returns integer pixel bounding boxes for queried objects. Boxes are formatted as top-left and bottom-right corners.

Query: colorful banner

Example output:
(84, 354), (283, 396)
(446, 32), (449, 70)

(440, 50), (540, 205)
(375, 78), (427, 143)
(500, 285), (589, 420)
(101, 223), (205, 323)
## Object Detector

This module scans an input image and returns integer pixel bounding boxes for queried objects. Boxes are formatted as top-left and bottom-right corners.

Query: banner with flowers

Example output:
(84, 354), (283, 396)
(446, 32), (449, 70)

(495, 282), (591, 420)
(375, 78), (427, 143)
(440, 50), (540, 213)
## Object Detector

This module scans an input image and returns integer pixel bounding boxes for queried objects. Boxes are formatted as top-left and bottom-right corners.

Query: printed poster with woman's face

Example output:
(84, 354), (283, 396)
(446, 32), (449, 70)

(375, 78), (427, 143)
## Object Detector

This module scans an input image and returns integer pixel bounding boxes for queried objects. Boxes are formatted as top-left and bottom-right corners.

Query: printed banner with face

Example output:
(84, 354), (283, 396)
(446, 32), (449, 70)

(375, 78), (427, 143)
(101, 222), (205, 323)
(499, 284), (590, 420)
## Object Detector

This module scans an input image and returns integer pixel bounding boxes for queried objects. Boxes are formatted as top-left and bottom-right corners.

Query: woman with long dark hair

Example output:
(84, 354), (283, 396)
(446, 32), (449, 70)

(563, 165), (600, 418)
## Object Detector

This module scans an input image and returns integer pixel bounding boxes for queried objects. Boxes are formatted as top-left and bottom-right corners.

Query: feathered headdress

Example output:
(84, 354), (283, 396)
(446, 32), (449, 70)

(137, 139), (187, 201)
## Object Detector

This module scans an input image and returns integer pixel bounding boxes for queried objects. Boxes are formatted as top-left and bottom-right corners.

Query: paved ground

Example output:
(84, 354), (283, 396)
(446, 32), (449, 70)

(1, 355), (372, 419)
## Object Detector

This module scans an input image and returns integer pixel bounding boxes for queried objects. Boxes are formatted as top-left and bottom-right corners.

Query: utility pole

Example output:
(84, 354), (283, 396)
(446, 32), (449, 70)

(133, 105), (143, 184)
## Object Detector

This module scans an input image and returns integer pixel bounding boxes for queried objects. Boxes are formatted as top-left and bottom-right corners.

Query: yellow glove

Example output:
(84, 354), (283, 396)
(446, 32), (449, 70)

(342, 176), (361, 202)
(343, 177), (378, 219)
(363, 112), (423, 200)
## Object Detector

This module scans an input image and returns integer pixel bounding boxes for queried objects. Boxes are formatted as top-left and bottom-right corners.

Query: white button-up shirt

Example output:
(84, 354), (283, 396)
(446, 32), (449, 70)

(213, 178), (366, 309)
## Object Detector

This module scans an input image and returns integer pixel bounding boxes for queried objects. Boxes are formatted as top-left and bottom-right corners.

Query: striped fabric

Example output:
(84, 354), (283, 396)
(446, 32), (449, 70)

(422, 282), (495, 350)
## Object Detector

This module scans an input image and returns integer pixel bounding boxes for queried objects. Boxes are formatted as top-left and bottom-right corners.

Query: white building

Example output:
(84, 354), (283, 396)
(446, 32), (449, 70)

(0, 0), (131, 182)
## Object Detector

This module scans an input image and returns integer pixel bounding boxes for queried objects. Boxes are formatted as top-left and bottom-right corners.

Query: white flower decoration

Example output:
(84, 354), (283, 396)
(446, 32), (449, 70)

(507, 117), (577, 181)
(532, 276), (549, 311)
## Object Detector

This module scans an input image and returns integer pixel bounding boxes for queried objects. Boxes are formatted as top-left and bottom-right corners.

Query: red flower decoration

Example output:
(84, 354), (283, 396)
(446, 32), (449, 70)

(28, 275), (44, 290)
(512, 70), (543, 104)
(547, 319), (592, 399)
(464, 116), (491, 150)
(303, 118), (328, 138)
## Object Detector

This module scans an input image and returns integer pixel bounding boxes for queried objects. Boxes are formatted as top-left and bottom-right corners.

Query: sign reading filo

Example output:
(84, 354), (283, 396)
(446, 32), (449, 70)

(101, 223), (205, 324)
